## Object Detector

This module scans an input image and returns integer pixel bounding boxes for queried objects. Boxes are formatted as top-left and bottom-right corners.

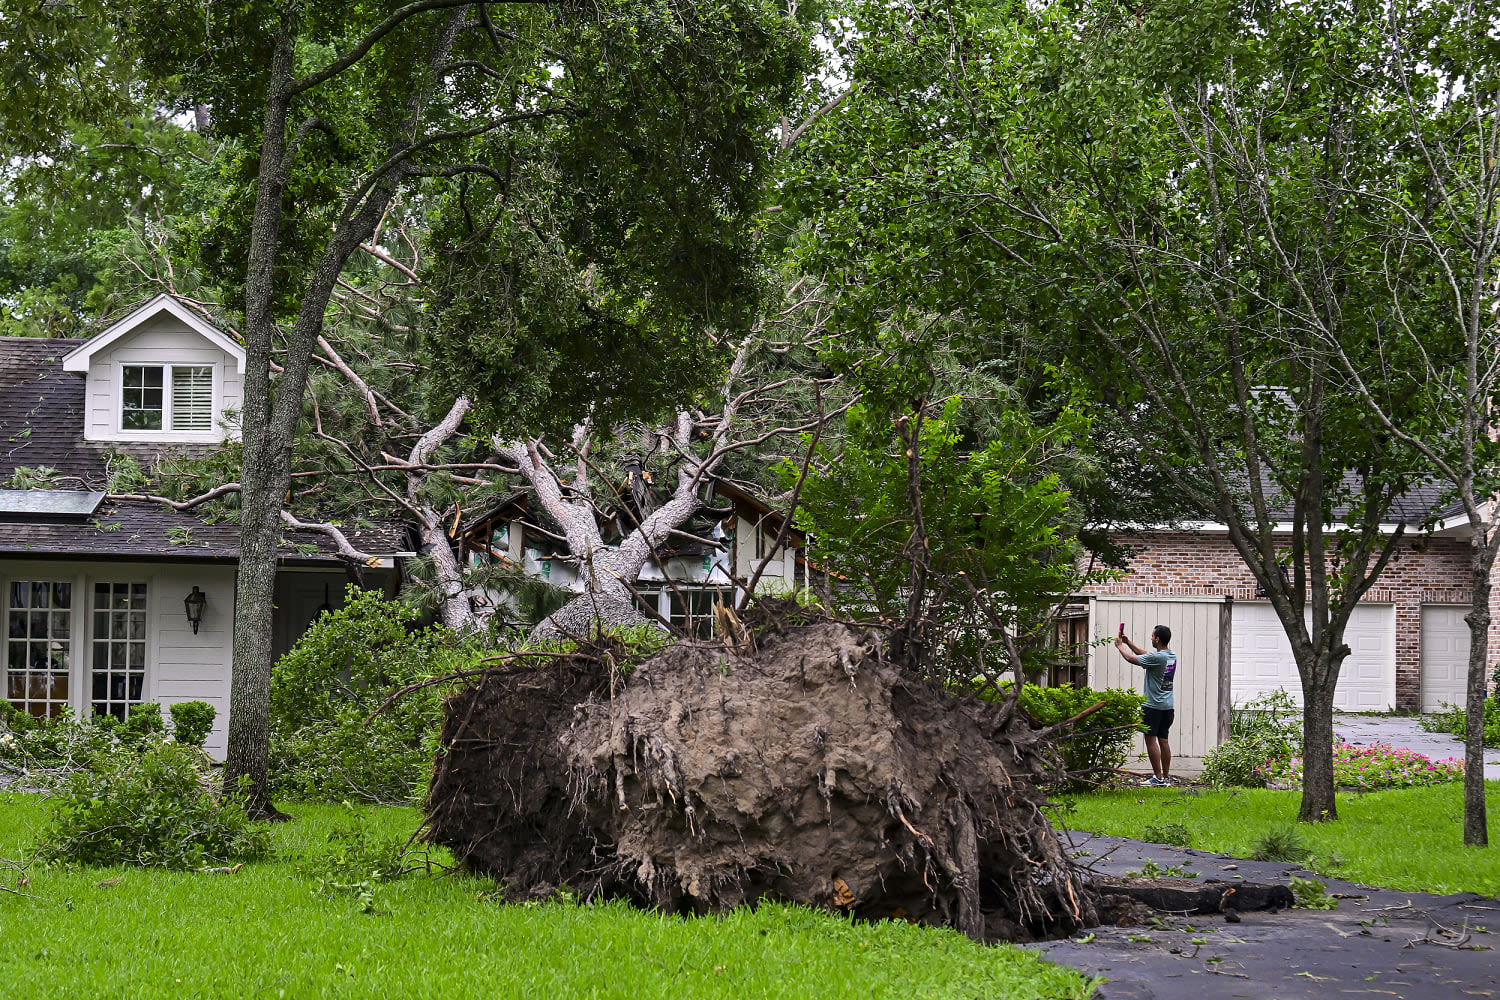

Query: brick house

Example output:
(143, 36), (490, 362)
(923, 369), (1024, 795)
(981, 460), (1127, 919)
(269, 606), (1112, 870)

(1072, 511), (1492, 772)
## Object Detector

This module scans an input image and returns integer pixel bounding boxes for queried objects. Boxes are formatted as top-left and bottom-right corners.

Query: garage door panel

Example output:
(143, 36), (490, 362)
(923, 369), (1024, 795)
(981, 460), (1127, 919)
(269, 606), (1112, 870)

(1421, 606), (1470, 713)
(1230, 603), (1394, 711)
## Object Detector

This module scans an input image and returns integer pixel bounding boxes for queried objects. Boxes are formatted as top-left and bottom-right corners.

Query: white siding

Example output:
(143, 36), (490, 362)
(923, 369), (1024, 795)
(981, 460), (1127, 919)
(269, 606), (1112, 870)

(82, 313), (243, 444)
(1089, 596), (1227, 775)
(0, 559), (236, 757)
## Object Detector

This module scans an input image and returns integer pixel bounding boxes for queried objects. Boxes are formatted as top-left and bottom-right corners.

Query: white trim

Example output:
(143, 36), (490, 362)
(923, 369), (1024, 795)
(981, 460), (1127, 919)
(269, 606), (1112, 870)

(1107, 520), (1429, 536)
(62, 294), (245, 374)
(1092, 594), (1231, 604)
(114, 362), (219, 438)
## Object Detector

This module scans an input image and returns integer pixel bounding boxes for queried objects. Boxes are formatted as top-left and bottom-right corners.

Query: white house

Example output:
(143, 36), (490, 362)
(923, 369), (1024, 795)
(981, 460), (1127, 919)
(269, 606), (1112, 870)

(0, 296), (408, 756)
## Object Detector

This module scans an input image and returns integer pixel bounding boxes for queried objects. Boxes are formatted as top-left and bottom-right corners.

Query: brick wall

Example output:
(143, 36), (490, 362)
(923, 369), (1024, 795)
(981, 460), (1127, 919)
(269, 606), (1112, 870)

(1081, 530), (1495, 711)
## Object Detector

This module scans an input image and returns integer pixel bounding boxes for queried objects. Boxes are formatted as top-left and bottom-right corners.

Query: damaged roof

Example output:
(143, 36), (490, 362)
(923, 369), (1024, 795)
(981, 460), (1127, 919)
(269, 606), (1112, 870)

(0, 498), (409, 564)
(0, 337), (210, 486)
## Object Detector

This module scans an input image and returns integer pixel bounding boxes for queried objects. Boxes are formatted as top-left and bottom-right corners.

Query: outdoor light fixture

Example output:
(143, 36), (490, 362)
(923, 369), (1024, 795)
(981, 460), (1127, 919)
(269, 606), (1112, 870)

(184, 586), (207, 634)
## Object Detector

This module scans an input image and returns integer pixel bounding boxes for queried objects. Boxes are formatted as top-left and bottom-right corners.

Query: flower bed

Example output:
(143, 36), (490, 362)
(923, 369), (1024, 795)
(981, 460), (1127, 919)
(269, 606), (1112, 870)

(1259, 742), (1464, 791)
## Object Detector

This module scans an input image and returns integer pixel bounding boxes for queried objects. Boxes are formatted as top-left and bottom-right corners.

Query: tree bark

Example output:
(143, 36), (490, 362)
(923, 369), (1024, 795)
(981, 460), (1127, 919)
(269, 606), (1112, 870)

(223, 8), (467, 816)
(223, 11), (298, 820)
(1297, 659), (1340, 823)
(1464, 533), (1492, 847)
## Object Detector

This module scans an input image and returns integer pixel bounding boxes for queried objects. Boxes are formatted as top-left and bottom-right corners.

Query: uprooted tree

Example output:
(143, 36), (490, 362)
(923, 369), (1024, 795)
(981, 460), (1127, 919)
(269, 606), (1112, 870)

(105, 0), (812, 817)
(423, 305), (1117, 940)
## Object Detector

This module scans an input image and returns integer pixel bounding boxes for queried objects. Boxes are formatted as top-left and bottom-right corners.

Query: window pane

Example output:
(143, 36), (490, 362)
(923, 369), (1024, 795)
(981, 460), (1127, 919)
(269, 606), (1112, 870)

(30, 612), (46, 638)
(170, 366), (213, 431)
(128, 614), (145, 641)
(130, 584), (147, 608)
(7, 614), (24, 640)
(31, 582), (48, 609)
(53, 582), (71, 609)
(121, 366), (165, 430)
(10, 581), (25, 609)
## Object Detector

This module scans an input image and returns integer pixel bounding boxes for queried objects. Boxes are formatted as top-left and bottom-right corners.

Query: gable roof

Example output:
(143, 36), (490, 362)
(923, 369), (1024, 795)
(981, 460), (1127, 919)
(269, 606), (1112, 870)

(0, 337), (211, 486)
(60, 294), (245, 374)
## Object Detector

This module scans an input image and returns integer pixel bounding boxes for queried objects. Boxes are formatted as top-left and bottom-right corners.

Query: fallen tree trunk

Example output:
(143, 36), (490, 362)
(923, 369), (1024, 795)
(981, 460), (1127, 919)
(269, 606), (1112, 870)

(424, 611), (1098, 942)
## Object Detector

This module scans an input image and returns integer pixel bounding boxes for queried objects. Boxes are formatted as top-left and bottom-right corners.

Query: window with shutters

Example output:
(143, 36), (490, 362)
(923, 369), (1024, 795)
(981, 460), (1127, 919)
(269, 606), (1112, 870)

(171, 366), (213, 430)
(119, 364), (215, 434)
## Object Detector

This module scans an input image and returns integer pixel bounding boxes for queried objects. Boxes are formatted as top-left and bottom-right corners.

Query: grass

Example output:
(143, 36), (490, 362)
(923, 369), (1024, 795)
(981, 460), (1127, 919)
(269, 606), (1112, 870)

(1052, 781), (1500, 897)
(0, 794), (1094, 1000)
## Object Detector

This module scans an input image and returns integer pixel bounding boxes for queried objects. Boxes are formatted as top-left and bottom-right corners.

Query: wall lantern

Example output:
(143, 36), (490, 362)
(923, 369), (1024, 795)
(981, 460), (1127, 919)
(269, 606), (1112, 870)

(184, 586), (207, 634)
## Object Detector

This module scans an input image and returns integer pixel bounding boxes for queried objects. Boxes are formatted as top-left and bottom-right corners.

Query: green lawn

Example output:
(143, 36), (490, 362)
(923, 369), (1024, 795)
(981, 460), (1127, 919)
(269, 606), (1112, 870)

(0, 794), (1093, 1000)
(1053, 781), (1500, 897)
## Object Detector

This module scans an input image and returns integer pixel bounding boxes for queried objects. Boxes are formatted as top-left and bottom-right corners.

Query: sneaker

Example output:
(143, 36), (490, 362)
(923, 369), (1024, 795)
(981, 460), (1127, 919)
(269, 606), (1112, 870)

(1138, 776), (1163, 787)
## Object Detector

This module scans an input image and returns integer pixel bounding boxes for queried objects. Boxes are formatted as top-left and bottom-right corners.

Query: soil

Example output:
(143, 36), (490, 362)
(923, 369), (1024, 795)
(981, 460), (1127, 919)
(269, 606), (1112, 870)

(424, 607), (1097, 941)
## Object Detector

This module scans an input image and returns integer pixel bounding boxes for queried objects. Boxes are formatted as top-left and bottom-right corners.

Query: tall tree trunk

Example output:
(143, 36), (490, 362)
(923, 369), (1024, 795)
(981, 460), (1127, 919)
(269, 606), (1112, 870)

(222, 8), (466, 816)
(223, 12), (297, 819)
(1463, 533), (1493, 847)
(1297, 671), (1339, 822)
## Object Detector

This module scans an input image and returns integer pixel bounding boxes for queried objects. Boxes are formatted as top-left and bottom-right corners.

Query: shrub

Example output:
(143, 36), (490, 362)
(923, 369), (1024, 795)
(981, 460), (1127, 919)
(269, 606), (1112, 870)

(1262, 742), (1464, 791)
(118, 702), (164, 747)
(269, 587), (475, 805)
(1423, 699), (1500, 748)
(169, 701), (217, 748)
(1250, 827), (1312, 863)
(1202, 690), (1302, 788)
(0, 705), (117, 773)
(1014, 683), (1145, 786)
(39, 741), (271, 868)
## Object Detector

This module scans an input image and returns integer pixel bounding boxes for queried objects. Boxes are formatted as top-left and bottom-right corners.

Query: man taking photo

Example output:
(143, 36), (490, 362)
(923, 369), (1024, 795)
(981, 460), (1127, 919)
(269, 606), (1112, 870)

(1114, 624), (1177, 787)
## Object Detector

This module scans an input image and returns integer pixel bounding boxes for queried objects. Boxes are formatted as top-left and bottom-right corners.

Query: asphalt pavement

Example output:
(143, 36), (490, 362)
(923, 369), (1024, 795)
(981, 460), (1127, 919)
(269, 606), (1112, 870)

(1031, 830), (1499, 1000)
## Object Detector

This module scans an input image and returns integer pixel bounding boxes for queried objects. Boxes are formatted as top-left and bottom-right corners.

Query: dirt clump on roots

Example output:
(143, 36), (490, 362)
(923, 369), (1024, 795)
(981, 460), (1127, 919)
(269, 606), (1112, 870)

(424, 608), (1098, 941)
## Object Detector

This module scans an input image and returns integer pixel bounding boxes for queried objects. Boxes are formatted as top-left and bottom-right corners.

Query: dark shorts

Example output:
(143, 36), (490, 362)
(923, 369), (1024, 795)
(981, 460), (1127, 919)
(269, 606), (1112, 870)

(1142, 707), (1174, 740)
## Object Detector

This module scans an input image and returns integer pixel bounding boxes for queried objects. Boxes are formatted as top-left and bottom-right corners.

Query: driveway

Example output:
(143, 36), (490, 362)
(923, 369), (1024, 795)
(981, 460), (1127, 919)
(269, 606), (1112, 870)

(1031, 831), (1499, 1000)
(1333, 712), (1500, 780)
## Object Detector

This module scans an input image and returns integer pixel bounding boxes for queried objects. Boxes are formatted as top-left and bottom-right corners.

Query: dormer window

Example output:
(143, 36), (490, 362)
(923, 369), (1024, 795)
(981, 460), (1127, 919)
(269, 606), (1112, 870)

(121, 365), (213, 433)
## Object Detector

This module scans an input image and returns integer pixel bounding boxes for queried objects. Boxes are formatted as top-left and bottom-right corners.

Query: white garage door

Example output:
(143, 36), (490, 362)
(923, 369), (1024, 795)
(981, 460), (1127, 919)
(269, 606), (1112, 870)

(1230, 602), (1395, 711)
(1421, 605), (1471, 713)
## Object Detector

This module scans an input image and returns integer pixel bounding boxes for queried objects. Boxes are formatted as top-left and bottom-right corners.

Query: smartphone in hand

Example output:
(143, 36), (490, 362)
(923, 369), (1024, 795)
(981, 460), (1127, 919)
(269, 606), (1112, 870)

(1117, 622), (1125, 639)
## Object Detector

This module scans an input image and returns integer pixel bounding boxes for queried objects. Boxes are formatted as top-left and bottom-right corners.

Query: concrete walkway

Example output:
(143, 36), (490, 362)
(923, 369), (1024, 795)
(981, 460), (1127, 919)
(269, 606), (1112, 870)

(1333, 712), (1500, 780)
(1033, 831), (1500, 1000)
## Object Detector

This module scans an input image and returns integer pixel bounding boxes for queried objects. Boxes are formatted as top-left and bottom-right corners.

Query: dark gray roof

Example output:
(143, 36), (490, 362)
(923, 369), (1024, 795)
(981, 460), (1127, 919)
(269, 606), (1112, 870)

(0, 498), (409, 563)
(0, 338), (210, 486)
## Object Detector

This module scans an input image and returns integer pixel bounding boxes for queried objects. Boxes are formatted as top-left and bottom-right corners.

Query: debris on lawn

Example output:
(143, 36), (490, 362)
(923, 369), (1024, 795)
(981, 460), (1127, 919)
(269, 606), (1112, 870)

(423, 602), (1100, 942)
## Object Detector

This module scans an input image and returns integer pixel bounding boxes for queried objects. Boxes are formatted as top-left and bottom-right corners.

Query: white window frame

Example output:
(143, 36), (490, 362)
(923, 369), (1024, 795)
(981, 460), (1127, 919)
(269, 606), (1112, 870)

(116, 362), (218, 437)
(88, 579), (152, 721)
(3, 578), (78, 719)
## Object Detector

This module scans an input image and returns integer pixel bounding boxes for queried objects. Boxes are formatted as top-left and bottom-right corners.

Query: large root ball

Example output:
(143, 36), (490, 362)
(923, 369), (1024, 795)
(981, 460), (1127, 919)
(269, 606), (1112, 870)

(425, 620), (1097, 941)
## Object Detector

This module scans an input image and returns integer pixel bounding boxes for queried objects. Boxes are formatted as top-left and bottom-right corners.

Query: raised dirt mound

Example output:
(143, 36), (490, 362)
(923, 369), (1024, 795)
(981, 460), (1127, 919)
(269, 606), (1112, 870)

(425, 615), (1097, 941)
